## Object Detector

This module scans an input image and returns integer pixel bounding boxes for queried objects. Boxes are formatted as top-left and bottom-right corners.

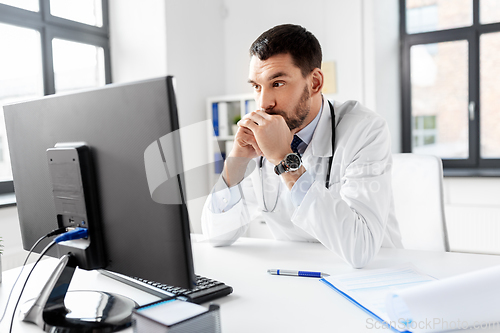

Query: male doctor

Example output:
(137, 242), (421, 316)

(201, 24), (402, 268)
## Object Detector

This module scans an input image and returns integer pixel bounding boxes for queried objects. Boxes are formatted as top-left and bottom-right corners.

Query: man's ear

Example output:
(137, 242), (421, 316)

(310, 68), (324, 95)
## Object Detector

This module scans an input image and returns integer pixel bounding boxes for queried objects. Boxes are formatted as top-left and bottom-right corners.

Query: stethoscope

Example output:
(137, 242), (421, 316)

(259, 100), (336, 212)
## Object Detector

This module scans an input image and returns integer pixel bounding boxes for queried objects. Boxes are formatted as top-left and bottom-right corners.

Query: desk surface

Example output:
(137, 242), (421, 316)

(2, 236), (500, 332)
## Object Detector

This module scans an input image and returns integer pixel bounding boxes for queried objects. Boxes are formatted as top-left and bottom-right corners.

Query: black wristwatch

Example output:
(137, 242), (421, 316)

(274, 153), (302, 176)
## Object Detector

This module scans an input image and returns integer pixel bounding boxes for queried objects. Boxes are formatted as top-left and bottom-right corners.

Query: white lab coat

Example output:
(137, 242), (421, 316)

(201, 100), (403, 268)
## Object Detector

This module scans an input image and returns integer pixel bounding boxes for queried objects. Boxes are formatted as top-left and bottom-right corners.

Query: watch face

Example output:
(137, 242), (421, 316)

(285, 153), (301, 171)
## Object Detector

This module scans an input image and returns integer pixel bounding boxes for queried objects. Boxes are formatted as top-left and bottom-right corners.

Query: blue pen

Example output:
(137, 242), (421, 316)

(267, 269), (329, 278)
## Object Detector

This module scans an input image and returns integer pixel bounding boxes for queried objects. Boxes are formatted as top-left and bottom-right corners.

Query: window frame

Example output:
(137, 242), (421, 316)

(0, 0), (111, 202)
(400, 0), (500, 176)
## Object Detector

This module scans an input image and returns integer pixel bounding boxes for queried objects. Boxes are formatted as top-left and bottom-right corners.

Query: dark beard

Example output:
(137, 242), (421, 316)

(266, 85), (310, 130)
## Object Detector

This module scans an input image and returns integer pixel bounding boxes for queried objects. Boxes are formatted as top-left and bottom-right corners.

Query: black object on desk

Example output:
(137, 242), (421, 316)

(100, 270), (233, 304)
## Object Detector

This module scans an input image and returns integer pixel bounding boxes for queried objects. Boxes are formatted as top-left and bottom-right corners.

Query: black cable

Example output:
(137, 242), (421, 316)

(0, 227), (65, 325)
(45, 228), (67, 238)
(325, 100), (336, 190)
(9, 240), (56, 333)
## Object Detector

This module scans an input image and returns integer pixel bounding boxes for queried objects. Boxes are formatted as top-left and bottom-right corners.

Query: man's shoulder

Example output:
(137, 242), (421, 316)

(330, 99), (386, 127)
(332, 100), (378, 118)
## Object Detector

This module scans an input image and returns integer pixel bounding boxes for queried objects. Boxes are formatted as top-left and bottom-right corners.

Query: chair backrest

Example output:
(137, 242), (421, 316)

(391, 153), (449, 252)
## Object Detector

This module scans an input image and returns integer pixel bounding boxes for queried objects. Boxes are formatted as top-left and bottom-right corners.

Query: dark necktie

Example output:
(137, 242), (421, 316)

(290, 135), (303, 155)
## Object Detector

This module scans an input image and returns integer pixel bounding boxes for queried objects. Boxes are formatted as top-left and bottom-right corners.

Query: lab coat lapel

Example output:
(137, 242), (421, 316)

(309, 99), (336, 159)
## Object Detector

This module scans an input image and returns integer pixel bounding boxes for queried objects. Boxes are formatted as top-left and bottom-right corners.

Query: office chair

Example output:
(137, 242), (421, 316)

(391, 153), (450, 252)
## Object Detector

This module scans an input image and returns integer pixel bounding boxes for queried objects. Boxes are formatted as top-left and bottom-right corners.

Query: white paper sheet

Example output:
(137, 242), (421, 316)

(385, 264), (500, 333)
(321, 265), (436, 331)
(137, 299), (208, 326)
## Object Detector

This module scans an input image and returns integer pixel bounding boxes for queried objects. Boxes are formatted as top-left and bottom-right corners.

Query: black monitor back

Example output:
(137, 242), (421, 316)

(4, 76), (196, 289)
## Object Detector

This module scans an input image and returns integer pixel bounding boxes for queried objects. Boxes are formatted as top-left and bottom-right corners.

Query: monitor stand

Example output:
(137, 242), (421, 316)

(20, 254), (137, 332)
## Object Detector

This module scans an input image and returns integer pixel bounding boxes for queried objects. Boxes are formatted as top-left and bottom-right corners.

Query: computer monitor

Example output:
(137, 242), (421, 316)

(4, 76), (197, 330)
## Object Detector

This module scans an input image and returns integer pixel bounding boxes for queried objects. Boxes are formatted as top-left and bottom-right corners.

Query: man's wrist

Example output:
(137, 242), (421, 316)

(281, 165), (306, 190)
(274, 152), (302, 176)
(267, 148), (293, 166)
(223, 155), (251, 187)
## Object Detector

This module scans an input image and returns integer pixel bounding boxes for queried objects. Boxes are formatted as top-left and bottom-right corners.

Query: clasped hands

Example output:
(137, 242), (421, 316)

(222, 110), (305, 188)
(231, 110), (293, 166)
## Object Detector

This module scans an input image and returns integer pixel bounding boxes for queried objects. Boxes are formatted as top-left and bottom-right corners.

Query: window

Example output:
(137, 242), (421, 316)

(410, 41), (469, 159)
(50, 0), (103, 27)
(401, 0), (500, 174)
(0, 1), (111, 202)
(0, 23), (43, 181)
(480, 31), (500, 158)
(52, 38), (106, 92)
(413, 115), (438, 150)
(407, 4), (439, 34)
(0, 0), (38, 12)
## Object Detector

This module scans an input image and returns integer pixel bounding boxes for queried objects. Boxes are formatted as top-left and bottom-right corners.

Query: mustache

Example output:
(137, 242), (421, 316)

(264, 109), (287, 118)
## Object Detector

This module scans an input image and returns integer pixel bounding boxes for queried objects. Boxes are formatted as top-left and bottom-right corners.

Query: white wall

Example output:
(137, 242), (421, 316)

(222, 0), (329, 96)
(444, 178), (500, 255)
(109, 0), (226, 233)
(362, 0), (401, 152)
(109, 0), (168, 83)
(222, 0), (363, 102)
(164, 0), (226, 233)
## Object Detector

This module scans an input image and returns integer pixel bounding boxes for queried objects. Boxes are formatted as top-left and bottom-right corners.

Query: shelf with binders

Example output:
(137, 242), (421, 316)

(206, 94), (256, 184)
(209, 94), (256, 138)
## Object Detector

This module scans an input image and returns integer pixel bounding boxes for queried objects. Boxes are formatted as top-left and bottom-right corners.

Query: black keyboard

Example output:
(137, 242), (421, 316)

(99, 270), (233, 304)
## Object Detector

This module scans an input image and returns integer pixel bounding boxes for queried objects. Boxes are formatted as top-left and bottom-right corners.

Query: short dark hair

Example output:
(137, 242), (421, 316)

(249, 24), (322, 77)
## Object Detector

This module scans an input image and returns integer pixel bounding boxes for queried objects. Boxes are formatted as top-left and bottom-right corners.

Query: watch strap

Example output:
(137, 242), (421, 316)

(274, 161), (287, 176)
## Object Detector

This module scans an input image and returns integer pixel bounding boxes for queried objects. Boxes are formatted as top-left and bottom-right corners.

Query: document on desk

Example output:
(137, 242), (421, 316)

(385, 264), (500, 333)
(321, 264), (500, 333)
(320, 265), (435, 332)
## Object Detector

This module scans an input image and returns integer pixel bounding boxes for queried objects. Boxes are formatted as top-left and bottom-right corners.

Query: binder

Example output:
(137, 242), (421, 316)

(218, 102), (228, 137)
(212, 103), (219, 136)
(245, 99), (256, 114)
(212, 102), (229, 137)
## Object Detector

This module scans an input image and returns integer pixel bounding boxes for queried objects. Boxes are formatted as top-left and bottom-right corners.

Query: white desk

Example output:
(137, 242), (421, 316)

(2, 237), (500, 332)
